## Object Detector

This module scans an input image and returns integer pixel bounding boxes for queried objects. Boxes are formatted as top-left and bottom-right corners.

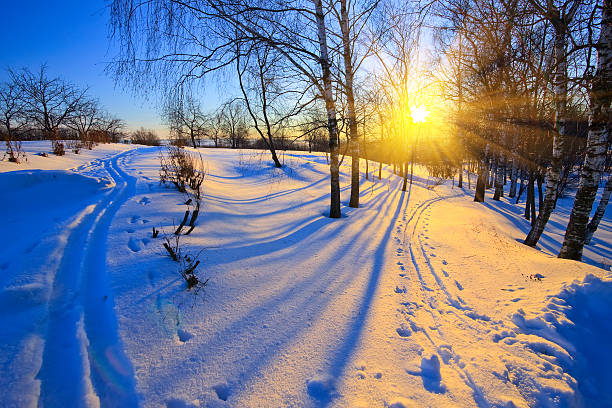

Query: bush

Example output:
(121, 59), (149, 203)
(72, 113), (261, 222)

(131, 128), (161, 146)
(52, 140), (65, 156)
(159, 146), (206, 195)
(3, 140), (25, 163)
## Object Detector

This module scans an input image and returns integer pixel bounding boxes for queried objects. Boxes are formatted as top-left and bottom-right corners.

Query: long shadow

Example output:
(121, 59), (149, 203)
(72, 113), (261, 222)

(204, 174), (327, 205)
(323, 187), (408, 404)
(139, 167), (408, 403)
(475, 191), (611, 269)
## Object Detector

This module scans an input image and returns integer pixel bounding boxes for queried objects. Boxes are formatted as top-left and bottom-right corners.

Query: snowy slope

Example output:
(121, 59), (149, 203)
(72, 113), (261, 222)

(0, 143), (610, 407)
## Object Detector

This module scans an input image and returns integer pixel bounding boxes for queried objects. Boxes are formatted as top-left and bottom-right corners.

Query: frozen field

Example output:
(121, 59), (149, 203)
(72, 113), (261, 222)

(0, 142), (611, 407)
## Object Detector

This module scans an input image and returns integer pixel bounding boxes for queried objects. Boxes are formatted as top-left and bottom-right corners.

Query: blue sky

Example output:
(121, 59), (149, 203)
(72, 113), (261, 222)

(0, 1), (174, 134)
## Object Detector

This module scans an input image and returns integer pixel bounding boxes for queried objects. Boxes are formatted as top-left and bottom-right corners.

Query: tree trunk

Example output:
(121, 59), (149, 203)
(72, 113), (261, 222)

(314, 0), (341, 218)
(487, 160), (494, 189)
(378, 161), (382, 180)
(402, 161), (408, 191)
(524, 20), (569, 247)
(586, 175), (612, 244)
(339, 0), (360, 208)
(474, 159), (487, 202)
(467, 160), (471, 189)
(537, 174), (544, 214)
(559, 0), (611, 259)
(493, 156), (504, 200)
(410, 150), (415, 185)
(190, 128), (197, 149)
(516, 170), (526, 204)
(509, 164), (518, 198)
(526, 173), (535, 221)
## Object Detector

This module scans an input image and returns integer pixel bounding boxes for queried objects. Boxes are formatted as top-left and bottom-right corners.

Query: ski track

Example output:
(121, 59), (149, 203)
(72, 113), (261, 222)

(36, 149), (139, 407)
(395, 189), (499, 406)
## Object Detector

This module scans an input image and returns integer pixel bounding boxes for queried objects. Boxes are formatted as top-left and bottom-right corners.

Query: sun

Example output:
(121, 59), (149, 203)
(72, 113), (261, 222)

(410, 105), (430, 123)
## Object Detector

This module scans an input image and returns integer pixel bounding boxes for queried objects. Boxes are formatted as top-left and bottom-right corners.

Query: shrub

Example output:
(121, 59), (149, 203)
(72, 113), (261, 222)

(52, 140), (65, 156)
(3, 140), (25, 163)
(159, 146), (206, 195)
(131, 128), (161, 146)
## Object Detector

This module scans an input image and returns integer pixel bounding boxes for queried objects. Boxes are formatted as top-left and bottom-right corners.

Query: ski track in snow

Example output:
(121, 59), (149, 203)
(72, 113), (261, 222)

(393, 191), (486, 401)
(393, 188), (521, 406)
(36, 149), (139, 407)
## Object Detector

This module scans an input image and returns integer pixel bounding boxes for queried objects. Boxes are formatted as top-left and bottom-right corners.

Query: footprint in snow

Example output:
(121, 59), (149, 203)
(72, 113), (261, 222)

(455, 281), (463, 290)
(395, 286), (407, 294)
(177, 329), (193, 343)
(441, 270), (449, 277)
(407, 354), (446, 394)
(139, 196), (151, 205)
(396, 323), (412, 337)
(130, 215), (140, 224)
(126, 228), (135, 233)
(212, 383), (230, 401)
(441, 260), (448, 265)
(307, 375), (335, 401)
(128, 237), (142, 252)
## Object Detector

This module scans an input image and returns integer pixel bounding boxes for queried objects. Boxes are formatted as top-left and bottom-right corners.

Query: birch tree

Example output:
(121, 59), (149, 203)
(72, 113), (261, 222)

(523, 0), (583, 247)
(559, 0), (611, 259)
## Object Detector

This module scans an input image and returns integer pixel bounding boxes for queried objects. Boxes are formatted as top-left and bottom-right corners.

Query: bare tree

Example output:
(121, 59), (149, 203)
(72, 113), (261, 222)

(203, 110), (225, 148)
(327, 0), (380, 207)
(235, 34), (318, 167)
(10, 65), (85, 154)
(164, 96), (206, 148)
(95, 113), (125, 143)
(67, 97), (103, 149)
(220, 99), (248, 149)
(0, 81), (27, 162)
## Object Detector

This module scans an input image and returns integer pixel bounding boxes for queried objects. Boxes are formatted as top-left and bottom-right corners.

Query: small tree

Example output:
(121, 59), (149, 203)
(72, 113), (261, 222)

(67, 98), (103, 149)
(0, 81), (27, 163)
(163, 96), (206, 149)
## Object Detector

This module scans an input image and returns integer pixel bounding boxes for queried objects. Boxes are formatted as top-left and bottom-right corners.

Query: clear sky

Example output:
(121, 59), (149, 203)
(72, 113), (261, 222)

(0, 1), (169, 134)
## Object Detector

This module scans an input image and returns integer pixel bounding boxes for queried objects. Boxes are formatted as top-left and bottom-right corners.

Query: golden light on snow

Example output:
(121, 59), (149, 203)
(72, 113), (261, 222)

(410, 106), (430, 123)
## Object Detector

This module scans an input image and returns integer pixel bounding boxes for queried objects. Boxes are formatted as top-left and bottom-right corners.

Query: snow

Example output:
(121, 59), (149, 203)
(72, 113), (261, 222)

(0, 142), (611, 407)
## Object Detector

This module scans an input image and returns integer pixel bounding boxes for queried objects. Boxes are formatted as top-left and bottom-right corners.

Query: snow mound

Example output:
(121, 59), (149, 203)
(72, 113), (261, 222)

(512, 273), (612, 406)
(306, 374), (336, 401)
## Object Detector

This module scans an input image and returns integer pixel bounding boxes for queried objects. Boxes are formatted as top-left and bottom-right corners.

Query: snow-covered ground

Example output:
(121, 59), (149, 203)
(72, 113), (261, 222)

(0, 142), (610, 407)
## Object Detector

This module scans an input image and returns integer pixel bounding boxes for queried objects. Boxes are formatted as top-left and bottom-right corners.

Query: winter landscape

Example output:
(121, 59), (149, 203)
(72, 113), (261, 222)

(1, 0), (611, 407)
